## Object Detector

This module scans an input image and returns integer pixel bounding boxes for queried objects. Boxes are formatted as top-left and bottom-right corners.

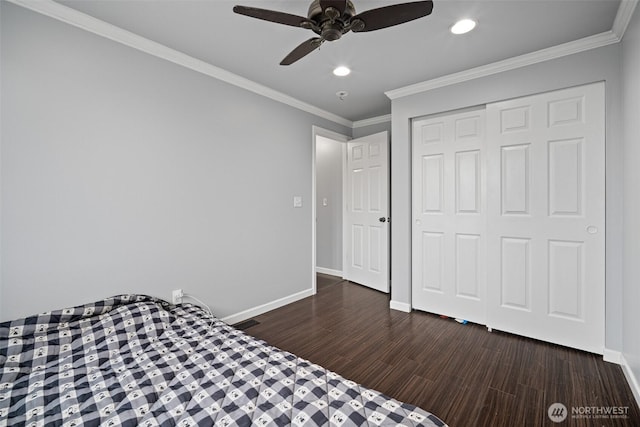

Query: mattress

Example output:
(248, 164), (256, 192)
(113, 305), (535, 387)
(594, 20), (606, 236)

(0, 295), (447, 426)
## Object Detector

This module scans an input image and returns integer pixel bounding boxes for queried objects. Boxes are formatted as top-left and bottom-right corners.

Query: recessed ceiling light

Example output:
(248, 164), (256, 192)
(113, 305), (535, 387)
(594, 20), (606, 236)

(333, 66), (351, 77)
(451, 18), (477, 35)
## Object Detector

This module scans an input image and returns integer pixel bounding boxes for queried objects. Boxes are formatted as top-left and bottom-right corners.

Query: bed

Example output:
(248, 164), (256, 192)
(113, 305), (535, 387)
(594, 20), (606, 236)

(0, 294), (447, 426)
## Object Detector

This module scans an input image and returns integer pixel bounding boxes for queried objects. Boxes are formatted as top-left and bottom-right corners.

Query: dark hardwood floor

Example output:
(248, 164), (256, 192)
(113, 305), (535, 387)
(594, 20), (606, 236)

(240, 274), (640, 427)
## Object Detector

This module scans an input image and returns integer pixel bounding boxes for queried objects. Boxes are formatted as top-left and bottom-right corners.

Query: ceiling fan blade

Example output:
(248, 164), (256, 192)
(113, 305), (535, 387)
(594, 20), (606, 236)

(233, 5), (308, 28)
(351, 1), (433, 32)
(280, 38), (323, 65)
(319, 0), (348, 14)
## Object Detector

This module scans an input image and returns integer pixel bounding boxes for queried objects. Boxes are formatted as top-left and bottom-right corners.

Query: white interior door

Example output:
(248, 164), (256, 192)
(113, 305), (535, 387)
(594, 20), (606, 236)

(411, 108), (487, 323)
(344, 132), (389, 293)
(485, 82), (605, 354)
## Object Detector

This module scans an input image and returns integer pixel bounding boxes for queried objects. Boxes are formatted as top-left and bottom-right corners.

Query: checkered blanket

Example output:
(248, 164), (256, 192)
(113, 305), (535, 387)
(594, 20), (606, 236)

(0, 295), (446, 426)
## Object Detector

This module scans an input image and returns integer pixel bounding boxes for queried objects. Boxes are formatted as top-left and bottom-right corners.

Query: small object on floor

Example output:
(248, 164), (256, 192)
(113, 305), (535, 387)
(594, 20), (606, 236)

(455, 318), (468, 324)
(439, 315), (448, 319)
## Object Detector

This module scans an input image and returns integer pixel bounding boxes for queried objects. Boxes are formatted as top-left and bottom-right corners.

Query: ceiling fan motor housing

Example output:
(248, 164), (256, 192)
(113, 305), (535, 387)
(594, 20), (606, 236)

(308, 0), (357, 41)
(322, 23), (343, 41)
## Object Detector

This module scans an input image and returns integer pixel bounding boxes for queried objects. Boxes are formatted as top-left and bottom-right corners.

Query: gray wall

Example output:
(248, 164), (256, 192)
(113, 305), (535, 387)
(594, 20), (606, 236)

(622, 6), (640, 396)
(390, 43), (624, 352)
(315, 136), (343, 273)
(352, 120), (391, 139)
(0, 3), (350, 321)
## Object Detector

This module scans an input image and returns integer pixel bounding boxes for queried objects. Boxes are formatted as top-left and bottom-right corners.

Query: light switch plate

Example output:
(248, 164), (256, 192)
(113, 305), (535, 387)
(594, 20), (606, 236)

(293, 196), (303, 208)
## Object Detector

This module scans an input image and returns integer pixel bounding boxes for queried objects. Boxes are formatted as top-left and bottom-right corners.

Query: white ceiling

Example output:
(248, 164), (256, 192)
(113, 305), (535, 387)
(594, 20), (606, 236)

(53, 0), (622, 122)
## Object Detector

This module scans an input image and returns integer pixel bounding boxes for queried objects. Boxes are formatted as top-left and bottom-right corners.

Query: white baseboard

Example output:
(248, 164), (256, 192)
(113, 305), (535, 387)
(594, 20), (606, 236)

(621, 354), (640, 409)
(315, 267), (343, 277)
(221, 288), (314, 325)
(389, 300), (411, 313)
(603, 348), (622, 364)
(605, 349), (640, 409)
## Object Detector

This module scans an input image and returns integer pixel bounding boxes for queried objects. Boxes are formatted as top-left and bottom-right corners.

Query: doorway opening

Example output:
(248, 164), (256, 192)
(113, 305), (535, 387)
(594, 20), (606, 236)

(312, 127), (348, 293)
(312, 126), (391, 295)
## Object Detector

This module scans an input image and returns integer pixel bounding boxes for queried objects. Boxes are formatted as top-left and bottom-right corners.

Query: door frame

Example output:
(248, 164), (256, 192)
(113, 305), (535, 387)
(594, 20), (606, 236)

(312, 126), (349, 294)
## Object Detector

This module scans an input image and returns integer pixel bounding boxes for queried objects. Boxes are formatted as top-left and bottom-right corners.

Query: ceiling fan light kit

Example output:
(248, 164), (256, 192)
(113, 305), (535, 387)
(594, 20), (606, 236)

(233, 0), (434, 65)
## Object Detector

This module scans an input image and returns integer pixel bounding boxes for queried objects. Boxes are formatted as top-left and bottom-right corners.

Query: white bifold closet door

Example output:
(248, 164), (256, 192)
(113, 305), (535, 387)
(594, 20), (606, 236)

(411, 108), (487, 324)
(485, 83), (605, 354)
(412, 82), (605, 354)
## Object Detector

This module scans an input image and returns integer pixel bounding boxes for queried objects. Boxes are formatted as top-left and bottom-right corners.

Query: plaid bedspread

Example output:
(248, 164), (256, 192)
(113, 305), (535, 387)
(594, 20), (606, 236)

(0, 295), (446, 426)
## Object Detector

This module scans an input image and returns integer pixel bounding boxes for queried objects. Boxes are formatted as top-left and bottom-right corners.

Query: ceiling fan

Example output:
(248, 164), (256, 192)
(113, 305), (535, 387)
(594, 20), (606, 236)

(233, 0), (434, 65)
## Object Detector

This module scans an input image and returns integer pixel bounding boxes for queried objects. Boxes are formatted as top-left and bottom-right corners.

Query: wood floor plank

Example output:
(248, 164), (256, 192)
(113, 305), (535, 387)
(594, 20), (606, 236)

(475, 387), (518, 427)
(243, 275), (640, 426)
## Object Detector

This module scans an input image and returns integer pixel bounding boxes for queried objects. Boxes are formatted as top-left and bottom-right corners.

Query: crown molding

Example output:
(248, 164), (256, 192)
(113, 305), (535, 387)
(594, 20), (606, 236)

(386, 31), (620, 100)
(385, 0), (638, 100)
(352, 114), (391, 129)
(9, 0), (636, 128)
(612, 0), (639, 39)
(7, 0), (354, 129)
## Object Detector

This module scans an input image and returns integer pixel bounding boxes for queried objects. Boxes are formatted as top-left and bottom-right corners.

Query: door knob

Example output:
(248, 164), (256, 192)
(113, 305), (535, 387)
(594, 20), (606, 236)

(379, 217), (387, 223)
